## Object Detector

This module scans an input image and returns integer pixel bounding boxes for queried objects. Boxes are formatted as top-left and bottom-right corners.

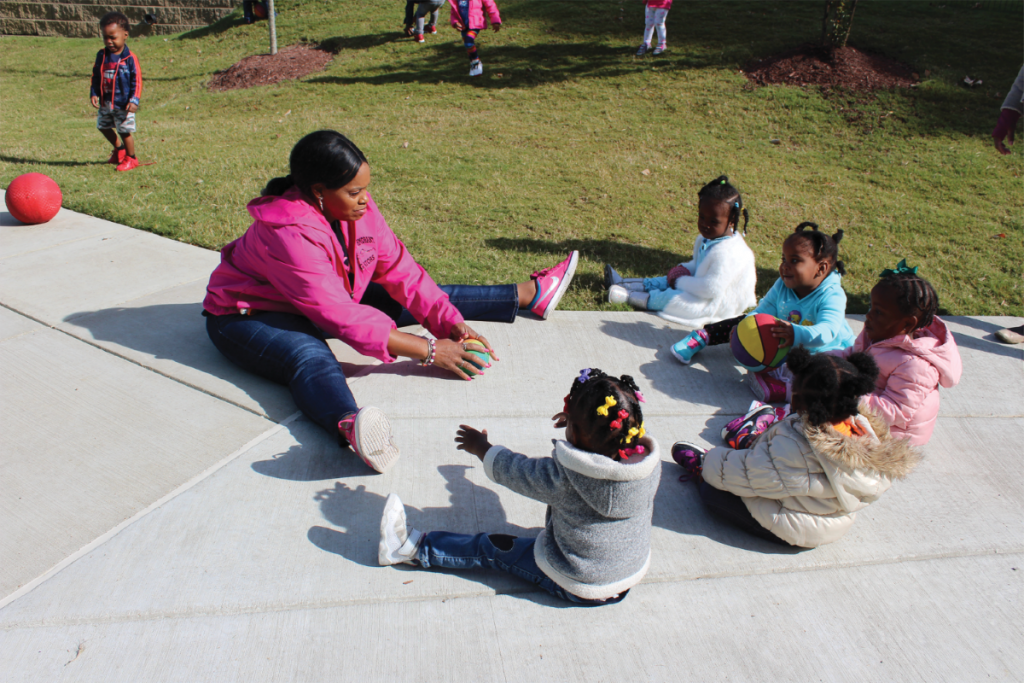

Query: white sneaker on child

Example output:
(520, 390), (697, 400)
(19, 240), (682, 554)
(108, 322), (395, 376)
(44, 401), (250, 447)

(379, 493), (423, 566)
(469, 59), (483, 77)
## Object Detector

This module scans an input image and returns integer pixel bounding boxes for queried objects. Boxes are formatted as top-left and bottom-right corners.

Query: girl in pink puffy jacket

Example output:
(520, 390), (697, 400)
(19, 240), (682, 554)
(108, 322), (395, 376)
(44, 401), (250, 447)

(835, 262), (962, 446)
(448, 0), (501, 77)
(636, 0), (672, 56)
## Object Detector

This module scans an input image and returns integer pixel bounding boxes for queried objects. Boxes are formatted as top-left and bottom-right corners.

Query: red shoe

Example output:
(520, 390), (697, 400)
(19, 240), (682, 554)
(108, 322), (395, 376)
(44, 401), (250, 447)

(338, 407), (400, 473)
(427, 25), (437, 34)
(107, 147), (126, 165)
(530, 250), (579, 319)
(415, 33), (425, 43)
(116, 155), (140, 172)
(748, 371), (788, 403)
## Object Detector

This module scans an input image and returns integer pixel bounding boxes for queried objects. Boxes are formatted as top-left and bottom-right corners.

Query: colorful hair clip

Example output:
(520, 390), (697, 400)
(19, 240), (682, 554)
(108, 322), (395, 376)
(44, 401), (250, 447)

(596, 395), (617, 417)
(610, 418), (622, 430)
(634, 390), (645, 404)
(578, 368), (592, 383)
(624, 426), (640, 443)
(617, 444), (646, 461)
(617, 409), (629, 419)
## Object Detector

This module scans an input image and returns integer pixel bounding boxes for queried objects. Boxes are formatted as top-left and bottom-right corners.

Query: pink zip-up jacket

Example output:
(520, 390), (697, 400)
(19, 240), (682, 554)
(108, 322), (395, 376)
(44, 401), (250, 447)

(645, 0), (673, 10)
(448, 0), (501, 30)
(203, 187), (463, 363)
(835, 316), (962, 446)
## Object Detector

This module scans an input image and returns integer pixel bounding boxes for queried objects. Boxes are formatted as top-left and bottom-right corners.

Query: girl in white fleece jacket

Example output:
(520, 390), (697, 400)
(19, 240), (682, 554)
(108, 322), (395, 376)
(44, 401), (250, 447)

(605, 175), (757, 327)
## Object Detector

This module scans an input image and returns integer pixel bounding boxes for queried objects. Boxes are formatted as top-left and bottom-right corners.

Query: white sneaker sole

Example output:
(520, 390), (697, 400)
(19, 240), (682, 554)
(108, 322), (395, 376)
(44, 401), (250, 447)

(354, 406), (400, 473)
(539, 250), (579, 320)
(608, 284), (628, 305)
(379, 493), (422, 566)
(670, 344), (693, 365)
(469, 62), (483, 77)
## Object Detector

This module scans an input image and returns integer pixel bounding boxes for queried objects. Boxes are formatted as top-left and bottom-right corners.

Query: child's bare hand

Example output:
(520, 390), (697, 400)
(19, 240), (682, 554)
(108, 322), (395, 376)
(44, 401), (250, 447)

(126, 103), (138, 113)
(90, 95), (99, 108)
(492, 22), (502, 32)
(455, 425), (491, 461)
(551, 412), (567, 429)
(454, 20), (465, 31)
(771, 320), (795, 347)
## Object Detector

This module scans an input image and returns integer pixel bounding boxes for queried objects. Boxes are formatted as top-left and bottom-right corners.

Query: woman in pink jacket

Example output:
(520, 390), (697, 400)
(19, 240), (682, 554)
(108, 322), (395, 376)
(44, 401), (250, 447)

(204, 130), (578, 472)
(835, 262), (962, 446)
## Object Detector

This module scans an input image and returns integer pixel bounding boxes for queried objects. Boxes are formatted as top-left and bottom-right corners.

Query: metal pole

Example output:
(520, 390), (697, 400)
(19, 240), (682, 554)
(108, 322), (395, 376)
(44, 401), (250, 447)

(267, 0), (277, 55)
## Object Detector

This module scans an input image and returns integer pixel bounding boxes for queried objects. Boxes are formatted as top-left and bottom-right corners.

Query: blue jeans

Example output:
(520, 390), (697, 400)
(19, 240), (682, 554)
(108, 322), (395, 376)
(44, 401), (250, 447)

(417, 532), (627, 606)
(699, 482), (792, 546)
(205, 283), (519, 442)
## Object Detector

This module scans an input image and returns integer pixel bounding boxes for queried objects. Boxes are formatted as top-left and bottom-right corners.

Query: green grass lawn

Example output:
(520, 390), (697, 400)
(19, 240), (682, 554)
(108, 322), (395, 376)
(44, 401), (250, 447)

(1, 0), (1021, 315)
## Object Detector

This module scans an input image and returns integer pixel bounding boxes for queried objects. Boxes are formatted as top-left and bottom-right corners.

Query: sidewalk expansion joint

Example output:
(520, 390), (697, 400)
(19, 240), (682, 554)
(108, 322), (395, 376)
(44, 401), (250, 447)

(0, 226), (127, 261)
(3, 547), (1020, 631)
(1, 300), (272, 420)
(0, 412), (301, 613)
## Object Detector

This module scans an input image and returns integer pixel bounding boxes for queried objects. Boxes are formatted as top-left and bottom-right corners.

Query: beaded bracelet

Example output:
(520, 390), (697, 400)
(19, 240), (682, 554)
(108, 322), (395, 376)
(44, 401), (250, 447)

(420, 338), (436, 366)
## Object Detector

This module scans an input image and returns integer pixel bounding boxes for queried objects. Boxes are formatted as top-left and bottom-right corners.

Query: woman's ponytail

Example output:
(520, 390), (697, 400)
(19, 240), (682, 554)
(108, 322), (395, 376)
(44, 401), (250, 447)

(262, 174), (295, 197)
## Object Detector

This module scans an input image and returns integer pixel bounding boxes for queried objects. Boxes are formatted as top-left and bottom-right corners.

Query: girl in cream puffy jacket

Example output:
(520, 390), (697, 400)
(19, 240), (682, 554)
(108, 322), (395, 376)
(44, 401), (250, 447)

(674, 347), (920, 548)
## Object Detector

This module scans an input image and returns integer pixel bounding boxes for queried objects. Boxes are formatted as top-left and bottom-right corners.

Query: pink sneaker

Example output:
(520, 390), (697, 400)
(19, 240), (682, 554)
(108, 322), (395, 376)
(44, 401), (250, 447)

(338, 407), (400, 473)
(530, 251), (579, 319)
(415, 33), (425, 43)
(747, 372), (788, 403)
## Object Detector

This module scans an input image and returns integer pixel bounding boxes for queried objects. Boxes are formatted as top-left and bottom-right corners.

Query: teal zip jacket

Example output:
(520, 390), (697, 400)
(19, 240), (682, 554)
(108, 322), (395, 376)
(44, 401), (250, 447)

(753, 271), (855, 353)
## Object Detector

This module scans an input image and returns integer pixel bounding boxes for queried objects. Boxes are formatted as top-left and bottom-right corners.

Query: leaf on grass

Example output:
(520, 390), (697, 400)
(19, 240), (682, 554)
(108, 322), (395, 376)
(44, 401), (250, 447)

(641, 169), (650, 176)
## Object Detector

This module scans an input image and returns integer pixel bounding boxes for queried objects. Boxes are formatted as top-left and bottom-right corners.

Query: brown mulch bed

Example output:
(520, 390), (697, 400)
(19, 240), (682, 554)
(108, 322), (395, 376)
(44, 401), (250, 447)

(208, 43), (333, 92)
(744, 45), (917, 91)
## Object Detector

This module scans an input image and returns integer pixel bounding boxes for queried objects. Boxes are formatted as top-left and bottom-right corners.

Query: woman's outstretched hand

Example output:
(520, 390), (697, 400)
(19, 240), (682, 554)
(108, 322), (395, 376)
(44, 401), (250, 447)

(456, 425), (491, 461)
(450, 323), (499, 361)
(433, 338), (492, 380)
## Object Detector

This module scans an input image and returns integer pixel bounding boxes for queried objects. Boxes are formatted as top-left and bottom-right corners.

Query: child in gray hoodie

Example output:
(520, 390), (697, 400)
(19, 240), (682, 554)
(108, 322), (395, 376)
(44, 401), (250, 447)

(379, 369), (660, 604)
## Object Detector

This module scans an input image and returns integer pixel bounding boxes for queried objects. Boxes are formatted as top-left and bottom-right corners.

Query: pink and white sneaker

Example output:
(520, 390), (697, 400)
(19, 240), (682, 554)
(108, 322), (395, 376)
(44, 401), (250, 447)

(338, 406), (400, 473)
(530, 250), (579, 319)
(747, 372), (788, 404)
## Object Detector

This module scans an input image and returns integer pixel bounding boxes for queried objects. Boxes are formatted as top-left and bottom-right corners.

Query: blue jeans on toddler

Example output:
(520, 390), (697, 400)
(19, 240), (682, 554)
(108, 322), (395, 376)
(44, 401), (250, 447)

(205, 282), (519, 442)
(417, 531), (627, 606)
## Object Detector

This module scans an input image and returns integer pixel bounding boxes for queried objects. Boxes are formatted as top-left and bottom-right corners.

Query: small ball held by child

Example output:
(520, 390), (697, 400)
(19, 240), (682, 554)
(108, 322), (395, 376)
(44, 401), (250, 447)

(730, 313), (790, 372)
(5, 173), (62, 225)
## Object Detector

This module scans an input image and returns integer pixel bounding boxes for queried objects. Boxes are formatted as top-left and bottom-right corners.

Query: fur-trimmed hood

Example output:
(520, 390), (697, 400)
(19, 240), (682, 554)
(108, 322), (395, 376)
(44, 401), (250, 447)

(802, 409), (921, 481)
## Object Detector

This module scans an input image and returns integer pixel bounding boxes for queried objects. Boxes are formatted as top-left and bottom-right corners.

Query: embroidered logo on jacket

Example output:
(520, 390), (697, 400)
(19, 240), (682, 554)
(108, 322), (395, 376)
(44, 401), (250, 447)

(356, 237), (376, 271)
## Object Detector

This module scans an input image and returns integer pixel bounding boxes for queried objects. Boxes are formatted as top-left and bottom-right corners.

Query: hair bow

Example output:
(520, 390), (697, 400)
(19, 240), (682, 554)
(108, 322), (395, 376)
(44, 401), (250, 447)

(609, 409), (629, 430)
(618, 444), (646, 461)
(596, 396), (617, 417)
(578, 368), (592, 383)
(879, 259), (919, 278)
(634, 390), (646, 403)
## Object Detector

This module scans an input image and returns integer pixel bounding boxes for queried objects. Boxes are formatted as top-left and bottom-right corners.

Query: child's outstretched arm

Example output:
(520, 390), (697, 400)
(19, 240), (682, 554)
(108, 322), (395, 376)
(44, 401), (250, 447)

(456, 424), (492, 461)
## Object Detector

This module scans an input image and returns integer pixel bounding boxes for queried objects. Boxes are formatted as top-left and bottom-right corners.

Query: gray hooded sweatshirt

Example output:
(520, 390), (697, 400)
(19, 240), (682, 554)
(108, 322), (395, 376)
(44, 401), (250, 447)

(483, 437), (661, 600)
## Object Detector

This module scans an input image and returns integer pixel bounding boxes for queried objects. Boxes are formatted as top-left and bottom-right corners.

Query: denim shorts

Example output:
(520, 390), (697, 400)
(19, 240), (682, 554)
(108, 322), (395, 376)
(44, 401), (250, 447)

(96, 104), (136, 134)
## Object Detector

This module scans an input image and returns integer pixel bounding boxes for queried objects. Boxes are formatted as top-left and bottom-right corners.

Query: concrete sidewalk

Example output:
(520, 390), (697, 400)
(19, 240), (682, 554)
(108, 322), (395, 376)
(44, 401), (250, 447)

(1, 199), (1021, 682)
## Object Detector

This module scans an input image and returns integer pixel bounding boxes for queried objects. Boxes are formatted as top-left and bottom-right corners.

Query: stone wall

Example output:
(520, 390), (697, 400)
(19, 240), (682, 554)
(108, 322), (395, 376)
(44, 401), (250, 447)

(1, 0), (238, 38)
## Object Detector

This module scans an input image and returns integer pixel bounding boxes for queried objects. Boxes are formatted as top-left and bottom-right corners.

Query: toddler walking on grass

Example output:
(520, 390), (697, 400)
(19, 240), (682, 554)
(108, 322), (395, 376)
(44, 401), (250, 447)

(449, 0), (502, 77)
(90, 12), (142, 172)
(379, 369), (659, 604)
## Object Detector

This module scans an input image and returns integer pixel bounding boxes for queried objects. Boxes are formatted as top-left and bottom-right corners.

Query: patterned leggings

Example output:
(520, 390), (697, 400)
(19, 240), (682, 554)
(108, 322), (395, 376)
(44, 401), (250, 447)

(703, 315), (745, 346)
(462, 29), (479, 61)
(643, 6), (668, 46)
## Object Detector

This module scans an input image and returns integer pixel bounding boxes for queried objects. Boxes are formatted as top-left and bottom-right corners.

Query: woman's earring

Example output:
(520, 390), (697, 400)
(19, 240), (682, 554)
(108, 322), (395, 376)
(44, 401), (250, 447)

(317, 195), (324, 212)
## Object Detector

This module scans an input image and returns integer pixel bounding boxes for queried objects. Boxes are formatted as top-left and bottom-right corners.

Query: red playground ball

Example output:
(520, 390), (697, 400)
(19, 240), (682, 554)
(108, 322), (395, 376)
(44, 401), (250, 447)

(5, 173), (62, 225)
(730, 313), (790, 372)
(252, 1), (268, 18)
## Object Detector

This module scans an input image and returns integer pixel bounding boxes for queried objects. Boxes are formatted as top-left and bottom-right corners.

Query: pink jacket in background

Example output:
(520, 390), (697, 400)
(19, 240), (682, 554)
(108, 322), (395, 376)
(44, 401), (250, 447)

(448, 0), (501, 30)
(836, 317), (962, 446)
(645, 0), (673, 9)
(203, 187), (463, 363)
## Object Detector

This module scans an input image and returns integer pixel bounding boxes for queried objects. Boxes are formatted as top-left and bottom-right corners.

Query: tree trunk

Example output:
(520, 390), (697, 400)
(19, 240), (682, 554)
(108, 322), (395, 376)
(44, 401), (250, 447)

(821, 0), (858, 49)
(267, 0), (278, 55)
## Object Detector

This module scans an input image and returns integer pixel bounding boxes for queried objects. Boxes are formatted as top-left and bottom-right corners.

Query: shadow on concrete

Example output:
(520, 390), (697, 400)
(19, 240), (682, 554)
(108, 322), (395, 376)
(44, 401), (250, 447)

(251, 441), (372, 481)
(652, 467), (803, 555)
(63, 302), (303, 421)
(949, 318), (1024, 360)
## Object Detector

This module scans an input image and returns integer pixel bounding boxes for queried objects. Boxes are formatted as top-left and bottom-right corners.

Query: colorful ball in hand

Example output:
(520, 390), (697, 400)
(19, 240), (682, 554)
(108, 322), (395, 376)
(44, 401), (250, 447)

(463, 339), (490, 375)
(730, 313), (789, 372)
(5, 173), (62, 225)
